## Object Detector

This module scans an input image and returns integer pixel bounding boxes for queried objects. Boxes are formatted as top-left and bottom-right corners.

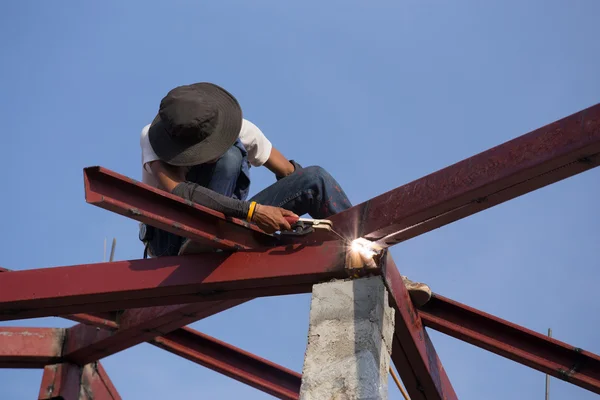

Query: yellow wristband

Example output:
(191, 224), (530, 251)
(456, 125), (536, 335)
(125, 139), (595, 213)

(247, 201), (257, 222)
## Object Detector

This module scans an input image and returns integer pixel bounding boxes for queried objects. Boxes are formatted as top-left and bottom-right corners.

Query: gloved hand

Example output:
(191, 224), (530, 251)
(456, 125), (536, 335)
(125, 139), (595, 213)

(277, 160), (303, 181)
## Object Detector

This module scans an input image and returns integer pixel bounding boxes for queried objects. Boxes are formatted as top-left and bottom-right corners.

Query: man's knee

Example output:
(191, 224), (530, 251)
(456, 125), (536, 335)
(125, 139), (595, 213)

(299, 165), (332, 185)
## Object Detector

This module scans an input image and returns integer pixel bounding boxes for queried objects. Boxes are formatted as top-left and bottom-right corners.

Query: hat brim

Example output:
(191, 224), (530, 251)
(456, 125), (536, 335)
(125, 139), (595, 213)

(147, 83), (242, 166)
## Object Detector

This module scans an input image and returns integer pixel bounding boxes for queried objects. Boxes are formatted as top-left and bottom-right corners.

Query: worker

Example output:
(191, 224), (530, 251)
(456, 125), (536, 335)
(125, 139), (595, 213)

(138, 82), (431, 306)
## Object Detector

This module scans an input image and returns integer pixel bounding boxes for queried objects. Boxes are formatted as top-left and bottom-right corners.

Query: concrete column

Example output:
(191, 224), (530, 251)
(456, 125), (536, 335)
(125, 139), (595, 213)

(299, 276), (396, 400)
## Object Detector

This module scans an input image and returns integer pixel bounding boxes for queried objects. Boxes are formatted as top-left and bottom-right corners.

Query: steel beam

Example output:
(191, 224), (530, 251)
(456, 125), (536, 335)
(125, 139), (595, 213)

(0, 327), (63, 368)
(0, 241), (351, 320)
(39, 362), (121, 400)
(382, 255), (458, 400)
(63, 299), (247, 365)
(152, 327), (301, 400)
(84, 166), (276, 250)
(419, 294), (600, 395)
(60, 311), (301, 399)
(329, 103), (600, 245)
(39, 363), (81, 400)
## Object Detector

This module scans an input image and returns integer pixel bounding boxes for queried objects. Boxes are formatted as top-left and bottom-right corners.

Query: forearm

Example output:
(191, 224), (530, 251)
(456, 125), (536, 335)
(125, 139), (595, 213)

(172, 182), (250, 220)
(264, 147), (295, 178)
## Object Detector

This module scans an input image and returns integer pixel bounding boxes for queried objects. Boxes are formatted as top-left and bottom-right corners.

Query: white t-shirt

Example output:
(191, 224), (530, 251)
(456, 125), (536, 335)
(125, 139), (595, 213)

(140, 118), (272, 188)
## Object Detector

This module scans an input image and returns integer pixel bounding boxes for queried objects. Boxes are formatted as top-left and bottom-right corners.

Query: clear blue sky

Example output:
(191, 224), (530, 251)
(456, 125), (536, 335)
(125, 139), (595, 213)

(1, 1), (599, 399)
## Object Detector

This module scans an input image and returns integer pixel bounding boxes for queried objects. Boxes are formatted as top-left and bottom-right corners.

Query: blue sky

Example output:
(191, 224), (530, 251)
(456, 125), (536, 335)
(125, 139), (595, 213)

(1, 1), (599, 399)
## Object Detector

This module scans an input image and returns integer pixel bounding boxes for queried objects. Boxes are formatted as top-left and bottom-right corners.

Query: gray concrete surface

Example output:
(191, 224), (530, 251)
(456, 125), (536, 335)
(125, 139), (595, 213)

(299, 276), (395, 400)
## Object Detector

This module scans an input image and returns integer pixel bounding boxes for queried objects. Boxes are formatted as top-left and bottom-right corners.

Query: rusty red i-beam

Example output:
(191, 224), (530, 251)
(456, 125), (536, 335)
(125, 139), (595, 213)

(0, 103), (599, 399)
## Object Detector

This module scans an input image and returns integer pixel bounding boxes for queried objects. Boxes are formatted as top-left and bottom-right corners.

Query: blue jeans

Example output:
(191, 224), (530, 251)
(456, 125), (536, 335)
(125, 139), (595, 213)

(145, 145), (352, 257)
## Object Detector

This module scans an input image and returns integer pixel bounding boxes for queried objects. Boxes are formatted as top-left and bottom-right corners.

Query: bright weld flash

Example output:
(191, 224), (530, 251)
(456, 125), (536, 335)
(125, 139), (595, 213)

(350, 238), (380, 268)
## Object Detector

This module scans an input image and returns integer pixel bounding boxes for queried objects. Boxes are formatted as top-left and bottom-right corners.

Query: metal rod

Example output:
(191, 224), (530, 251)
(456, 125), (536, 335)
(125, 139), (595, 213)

(546, 328), (552, 400)
(389, 366), (410, 400)
(109, 238), (116, 262)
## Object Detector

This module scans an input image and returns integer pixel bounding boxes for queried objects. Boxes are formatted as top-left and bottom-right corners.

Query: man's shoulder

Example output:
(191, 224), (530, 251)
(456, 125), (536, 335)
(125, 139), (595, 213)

(239, 119), (270, 141)
(140, 123), (151, 142)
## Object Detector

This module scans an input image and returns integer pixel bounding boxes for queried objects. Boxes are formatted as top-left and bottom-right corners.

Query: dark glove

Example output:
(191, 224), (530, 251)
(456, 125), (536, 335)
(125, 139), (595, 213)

(277, 160), (303, 181)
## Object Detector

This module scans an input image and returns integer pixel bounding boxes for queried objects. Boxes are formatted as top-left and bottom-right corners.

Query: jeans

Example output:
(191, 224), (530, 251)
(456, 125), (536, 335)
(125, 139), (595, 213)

(145, 145), (352, 257)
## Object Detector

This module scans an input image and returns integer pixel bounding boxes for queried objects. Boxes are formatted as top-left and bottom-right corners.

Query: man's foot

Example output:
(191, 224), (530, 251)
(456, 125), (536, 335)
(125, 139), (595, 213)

(402, 275), (432, 307)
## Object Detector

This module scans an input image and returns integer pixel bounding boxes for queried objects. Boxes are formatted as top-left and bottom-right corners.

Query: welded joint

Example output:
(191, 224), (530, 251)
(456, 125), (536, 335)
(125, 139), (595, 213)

(557, 347), (585, 382)
(344, 247), (387, 278)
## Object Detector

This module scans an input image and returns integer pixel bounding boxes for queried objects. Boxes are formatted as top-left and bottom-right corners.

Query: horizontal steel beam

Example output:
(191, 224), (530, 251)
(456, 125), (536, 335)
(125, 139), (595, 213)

(330, 103), (600, 245)
(419, 294), (600, 395)
(152, 327), (301, 400)
(382, 255), (458, 400)
(39, 362), (121, 400)
(84, 166), (277, 251)
(0, 327), (63, 368)
(0, 241), (351, 321)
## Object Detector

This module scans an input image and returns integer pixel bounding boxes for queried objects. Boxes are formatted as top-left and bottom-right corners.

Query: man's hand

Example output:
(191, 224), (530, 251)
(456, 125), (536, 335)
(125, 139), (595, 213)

(252, 204), (299, 234)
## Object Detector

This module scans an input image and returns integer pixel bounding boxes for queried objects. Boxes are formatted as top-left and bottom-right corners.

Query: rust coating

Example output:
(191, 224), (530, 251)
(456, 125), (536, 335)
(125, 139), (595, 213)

(38, 363), (81, 400)
(329, 103), (600, 245)
(419, 294), (600, 395)
(0, 327), (64, 368)
(83, 166), (277, 251)
(0, 241), (353, 321)
(153, 327), (301, 399)
(382, 255), (458, 400)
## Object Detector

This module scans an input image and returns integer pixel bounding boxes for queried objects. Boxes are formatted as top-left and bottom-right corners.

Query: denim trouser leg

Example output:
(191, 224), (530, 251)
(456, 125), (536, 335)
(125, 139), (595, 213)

(147, 145), (246, 257)
(148, 163), (351, 256)
(185, 145), (246, 199)
(250, 166), (352, 218)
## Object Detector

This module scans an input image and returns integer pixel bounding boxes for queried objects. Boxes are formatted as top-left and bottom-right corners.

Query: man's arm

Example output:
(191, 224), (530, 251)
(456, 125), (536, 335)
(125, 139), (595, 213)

(148, 160), (296, 233)
(264, 147), (295, 179)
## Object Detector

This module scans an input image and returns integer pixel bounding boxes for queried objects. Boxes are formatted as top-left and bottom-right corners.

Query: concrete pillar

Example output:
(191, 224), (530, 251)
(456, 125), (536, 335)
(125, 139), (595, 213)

(299, 276), (396, 400)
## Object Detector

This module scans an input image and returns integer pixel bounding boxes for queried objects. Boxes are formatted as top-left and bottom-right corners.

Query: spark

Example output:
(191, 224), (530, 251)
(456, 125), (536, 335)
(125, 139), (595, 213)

(349, 238), (382, 268)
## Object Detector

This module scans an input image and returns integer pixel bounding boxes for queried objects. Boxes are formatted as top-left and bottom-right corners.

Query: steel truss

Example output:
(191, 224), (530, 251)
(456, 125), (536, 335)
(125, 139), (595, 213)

(0, 103), (599, 399)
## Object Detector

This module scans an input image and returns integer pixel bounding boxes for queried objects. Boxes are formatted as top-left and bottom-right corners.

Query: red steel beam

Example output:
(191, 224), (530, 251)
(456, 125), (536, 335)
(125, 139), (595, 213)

(39, 362), (121, 400)
(0, 241), (351, 321)
(62, 312), (301, 399)
(80, 362), (121, 400)
(63, 299), (247, 365)
(59, 311), (301, 399)
(39, 363), (81, 399)
(0, 310), (295, 399)
(382, 255), (458, 400)
(419, 294), (600, 395)
(0, 327), (63, 368)
(152, 327), (301, 400)
(84, 166), (277, 251)
(330, 103), (600, 245)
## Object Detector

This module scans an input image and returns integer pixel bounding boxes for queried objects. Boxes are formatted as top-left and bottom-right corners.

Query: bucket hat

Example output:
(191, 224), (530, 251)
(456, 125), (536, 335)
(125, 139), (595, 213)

(148, 82), (242, 166)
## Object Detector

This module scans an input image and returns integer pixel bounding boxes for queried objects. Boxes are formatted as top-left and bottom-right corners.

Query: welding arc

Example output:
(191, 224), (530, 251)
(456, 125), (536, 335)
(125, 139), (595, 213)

(329, 227), (349, 243)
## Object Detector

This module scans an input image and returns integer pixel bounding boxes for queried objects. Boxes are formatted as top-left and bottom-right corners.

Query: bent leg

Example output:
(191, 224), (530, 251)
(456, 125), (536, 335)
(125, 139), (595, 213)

(185, 145), (246, 199)
(250, 165), (352, 218)
(148, 145), (246, 257)
(251, 165), (432, 305)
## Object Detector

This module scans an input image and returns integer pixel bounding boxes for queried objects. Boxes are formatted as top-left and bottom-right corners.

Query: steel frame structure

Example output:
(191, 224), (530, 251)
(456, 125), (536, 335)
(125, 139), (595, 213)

(0, 103), (599, 399)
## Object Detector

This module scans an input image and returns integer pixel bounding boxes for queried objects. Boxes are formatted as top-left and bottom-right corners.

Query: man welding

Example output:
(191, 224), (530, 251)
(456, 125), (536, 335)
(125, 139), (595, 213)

(138, 82), (431, 306)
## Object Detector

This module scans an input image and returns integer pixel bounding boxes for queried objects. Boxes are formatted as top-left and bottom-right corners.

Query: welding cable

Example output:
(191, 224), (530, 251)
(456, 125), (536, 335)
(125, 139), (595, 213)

(389, 366), (410, 400)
